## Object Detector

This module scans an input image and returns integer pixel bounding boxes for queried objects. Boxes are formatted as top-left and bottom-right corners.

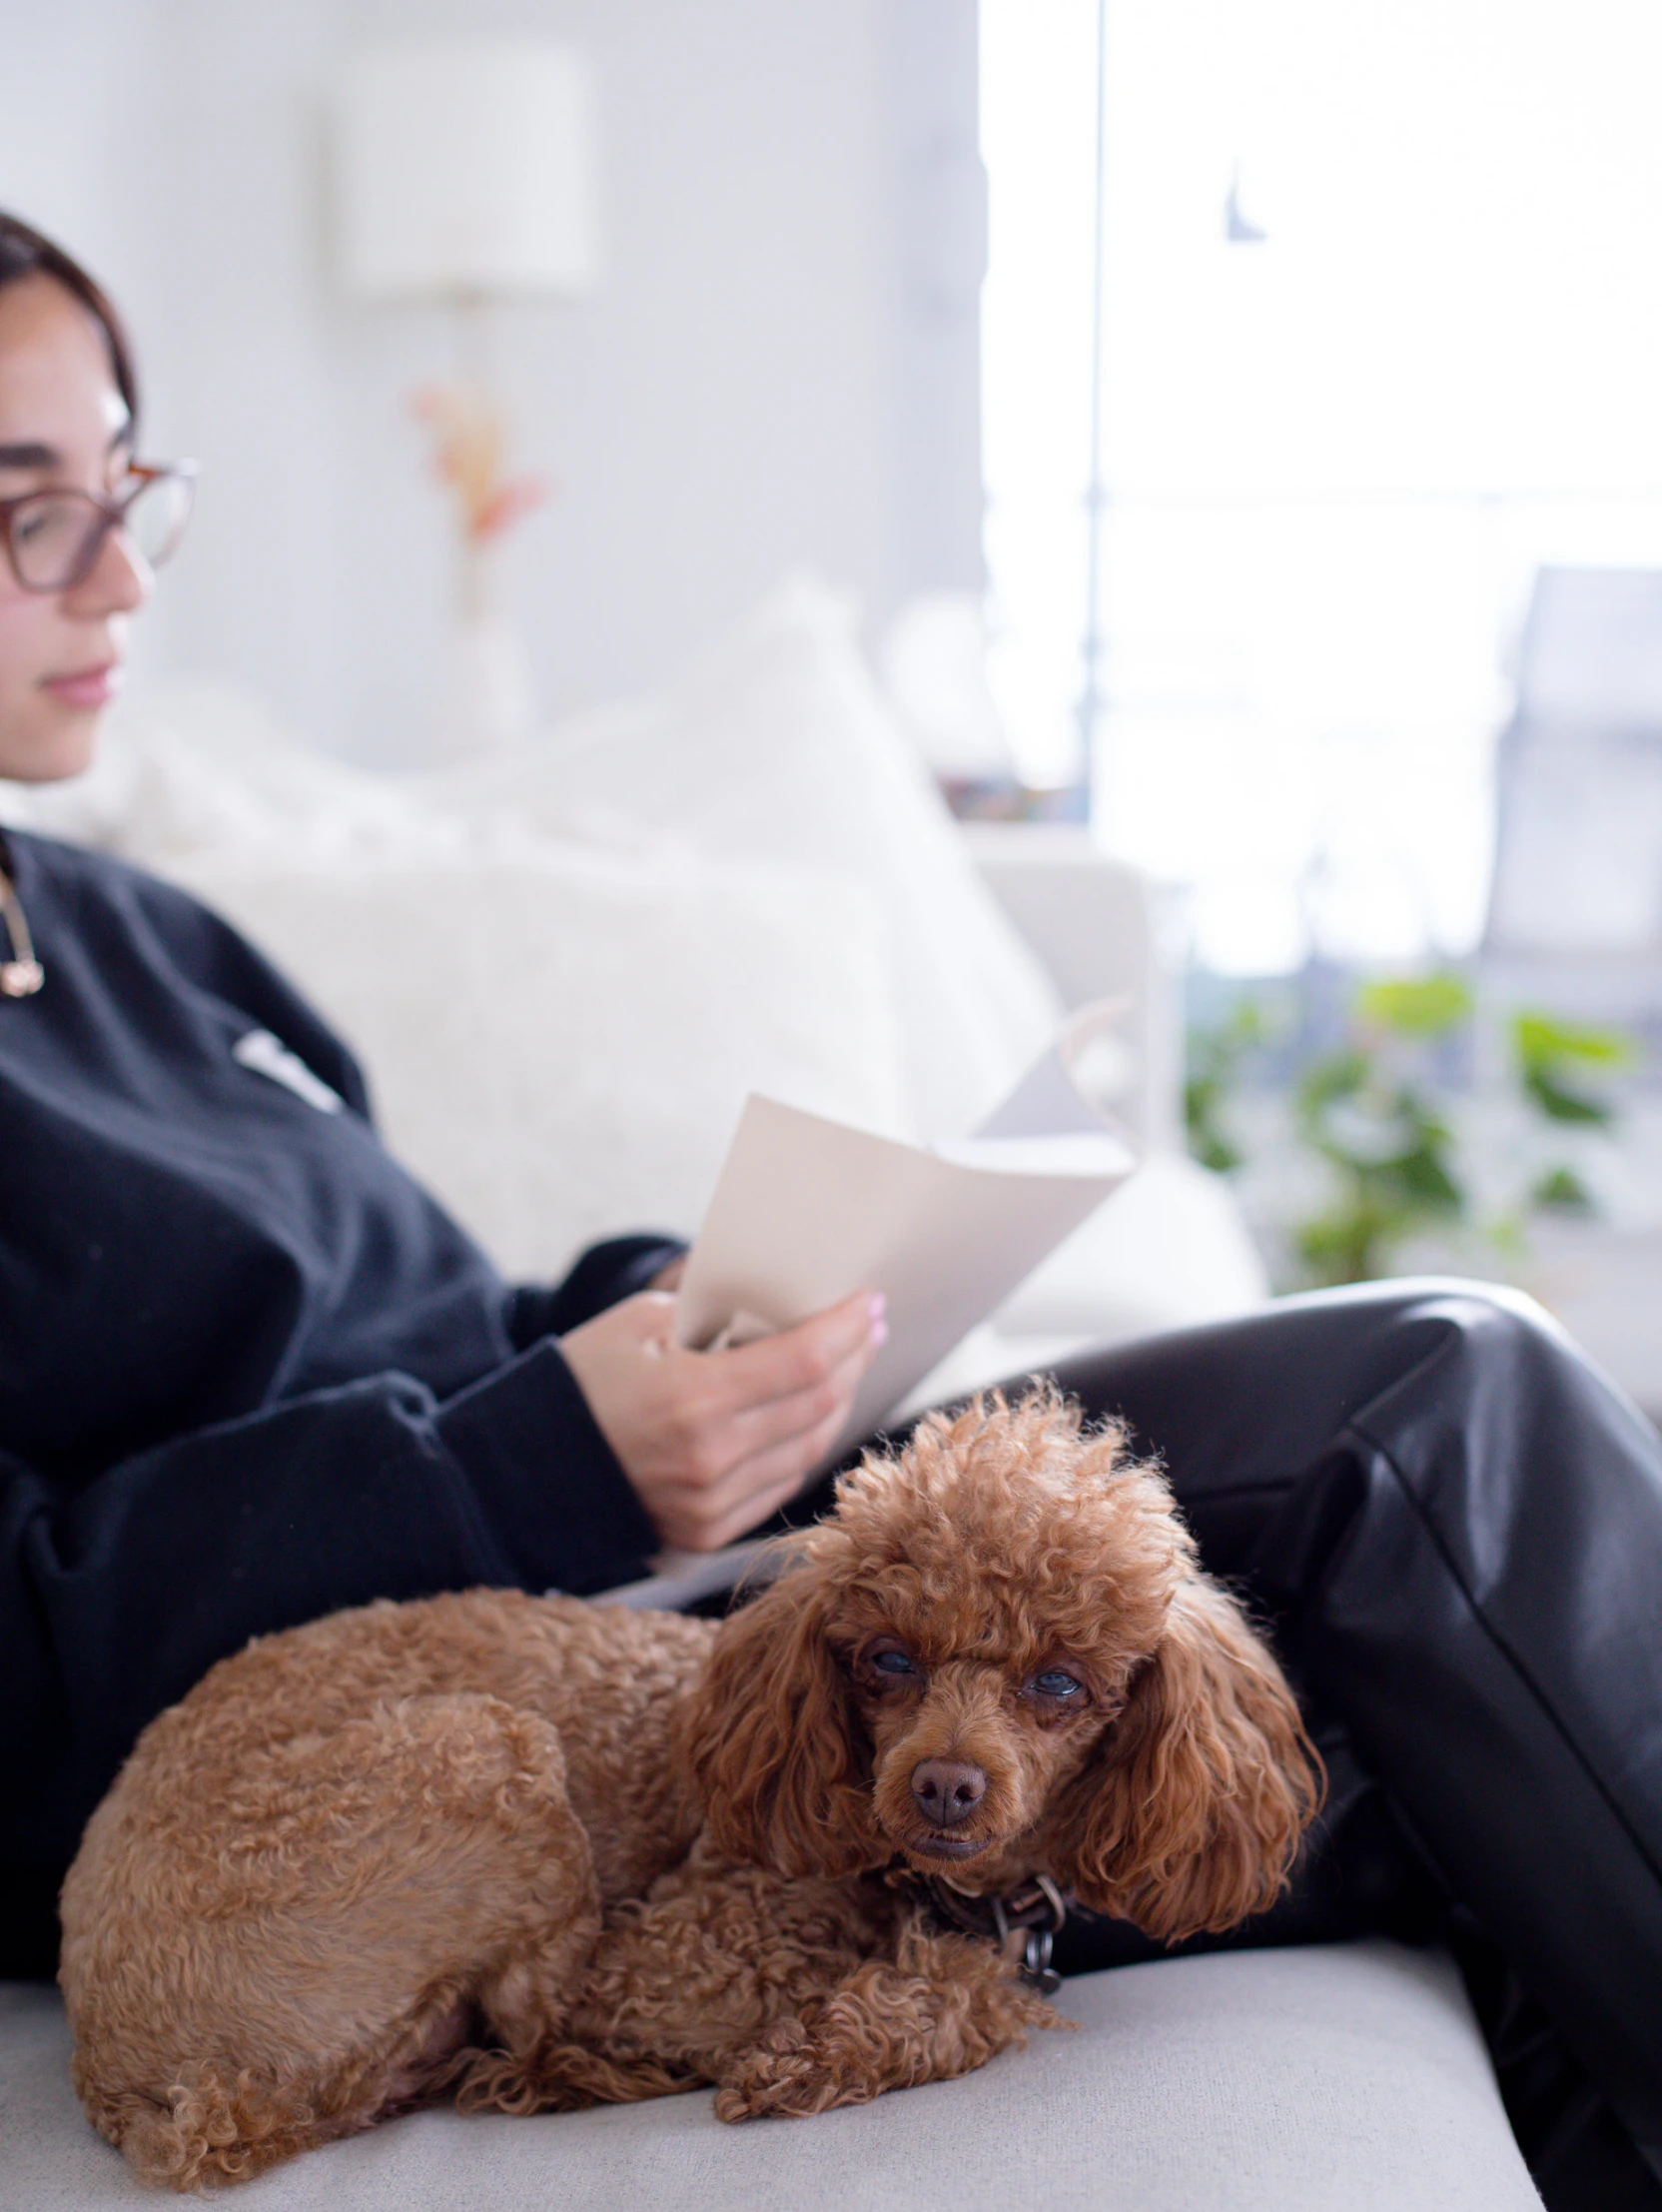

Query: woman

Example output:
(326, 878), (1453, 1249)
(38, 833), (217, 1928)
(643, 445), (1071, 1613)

(1, 213), (1658, 2210)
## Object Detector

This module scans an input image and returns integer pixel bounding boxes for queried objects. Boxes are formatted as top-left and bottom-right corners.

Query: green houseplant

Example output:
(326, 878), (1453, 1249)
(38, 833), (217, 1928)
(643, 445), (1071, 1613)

(1186, 975), (1636, 1289)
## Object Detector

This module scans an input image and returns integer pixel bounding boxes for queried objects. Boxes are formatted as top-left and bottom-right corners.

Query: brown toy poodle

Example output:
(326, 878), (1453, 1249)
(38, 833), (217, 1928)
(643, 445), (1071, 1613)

(60, 1389), (1320, 2189)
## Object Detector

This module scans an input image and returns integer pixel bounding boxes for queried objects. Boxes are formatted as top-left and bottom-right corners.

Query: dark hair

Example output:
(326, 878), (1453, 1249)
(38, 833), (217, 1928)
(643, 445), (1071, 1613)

(0, 210), (138, 429)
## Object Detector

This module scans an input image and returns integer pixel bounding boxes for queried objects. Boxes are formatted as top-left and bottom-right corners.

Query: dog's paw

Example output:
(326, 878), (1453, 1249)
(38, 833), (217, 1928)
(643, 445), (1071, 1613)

(713, 2019), (852, 2122)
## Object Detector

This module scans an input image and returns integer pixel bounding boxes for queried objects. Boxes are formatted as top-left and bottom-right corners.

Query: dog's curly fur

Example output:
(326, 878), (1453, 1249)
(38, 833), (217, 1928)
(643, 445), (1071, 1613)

(60, 1391), (1320, 2188)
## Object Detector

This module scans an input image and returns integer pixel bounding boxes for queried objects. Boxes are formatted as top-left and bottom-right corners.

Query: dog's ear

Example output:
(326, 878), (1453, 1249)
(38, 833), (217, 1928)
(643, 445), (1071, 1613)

(1054, 1578), (1321, 1940)
(681, 1564), (884, 1879)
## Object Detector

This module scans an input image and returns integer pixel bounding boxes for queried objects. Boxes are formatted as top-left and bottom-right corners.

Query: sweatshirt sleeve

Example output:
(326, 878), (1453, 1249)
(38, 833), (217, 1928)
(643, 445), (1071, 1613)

(505, 1233), (690, 1345)
(0, 1339), (656, 1972)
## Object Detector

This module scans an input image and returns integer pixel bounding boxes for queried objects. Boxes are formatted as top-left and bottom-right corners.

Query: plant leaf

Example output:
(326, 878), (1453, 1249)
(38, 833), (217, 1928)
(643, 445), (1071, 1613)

(1357, 974), (1472, 1038)
(1295, 1049), (1369, 1119)
(1522, 1068), (1614, 1126)
(1513, 1011), (1636, 1073)
(1530, 1165), (1597, 1215)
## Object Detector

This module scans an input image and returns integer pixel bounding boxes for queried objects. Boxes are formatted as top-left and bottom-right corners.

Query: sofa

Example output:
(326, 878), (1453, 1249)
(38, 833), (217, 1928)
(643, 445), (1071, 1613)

(0, 584), (1544, 2206)
(2, 1946), (1541, 2211)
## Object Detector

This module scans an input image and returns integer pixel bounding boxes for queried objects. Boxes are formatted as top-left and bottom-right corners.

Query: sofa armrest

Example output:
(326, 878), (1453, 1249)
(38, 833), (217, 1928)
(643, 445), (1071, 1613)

(965, 823), (1181, 1154)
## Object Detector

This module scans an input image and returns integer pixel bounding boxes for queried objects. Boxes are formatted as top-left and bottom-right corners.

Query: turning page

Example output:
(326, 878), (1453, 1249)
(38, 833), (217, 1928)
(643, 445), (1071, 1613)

(674, 999), (1137, 1464)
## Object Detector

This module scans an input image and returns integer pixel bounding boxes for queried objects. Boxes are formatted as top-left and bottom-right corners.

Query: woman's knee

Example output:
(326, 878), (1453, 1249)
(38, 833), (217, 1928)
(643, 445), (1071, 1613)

(1353, 1277), (1615, 1417)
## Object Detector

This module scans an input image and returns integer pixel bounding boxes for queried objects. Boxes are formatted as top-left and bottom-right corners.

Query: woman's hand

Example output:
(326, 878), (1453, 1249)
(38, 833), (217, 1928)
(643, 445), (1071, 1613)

(559, 1289), (887, 1552)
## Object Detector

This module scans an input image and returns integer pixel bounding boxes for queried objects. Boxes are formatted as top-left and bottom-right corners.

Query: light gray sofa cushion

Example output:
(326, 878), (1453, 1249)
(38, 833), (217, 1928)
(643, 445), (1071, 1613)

(0, 1941), (1542, 2211)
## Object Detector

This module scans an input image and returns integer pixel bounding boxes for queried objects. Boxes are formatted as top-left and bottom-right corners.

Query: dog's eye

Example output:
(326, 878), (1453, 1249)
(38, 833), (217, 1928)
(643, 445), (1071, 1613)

(871, 1649), (920, 1677)
(1031, 1668), (1085, 1700)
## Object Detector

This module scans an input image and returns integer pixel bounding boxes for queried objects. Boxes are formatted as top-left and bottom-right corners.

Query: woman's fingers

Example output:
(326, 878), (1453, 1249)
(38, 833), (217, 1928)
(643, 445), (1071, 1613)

(652, 1345), (869, 1542)
(714, 1291), (885, 1410)
(651, 1472), (805, 1554)
(558, 1285), (888, 1552)
(647, 1330), (878, 1549)
(655, 1394), (852, 1550)
(698, 1404), (856, 1538)
(714, 1331), (875, 1466)
(650, 1291), (883, 1482)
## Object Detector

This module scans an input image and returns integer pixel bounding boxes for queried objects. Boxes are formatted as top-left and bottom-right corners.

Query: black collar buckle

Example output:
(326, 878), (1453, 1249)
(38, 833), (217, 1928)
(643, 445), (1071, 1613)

(923, 1870), (1069, 1995)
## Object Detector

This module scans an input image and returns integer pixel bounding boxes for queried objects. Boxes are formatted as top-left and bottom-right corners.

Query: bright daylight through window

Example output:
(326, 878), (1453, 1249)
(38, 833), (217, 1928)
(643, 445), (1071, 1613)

(980, 0), (1662, 974)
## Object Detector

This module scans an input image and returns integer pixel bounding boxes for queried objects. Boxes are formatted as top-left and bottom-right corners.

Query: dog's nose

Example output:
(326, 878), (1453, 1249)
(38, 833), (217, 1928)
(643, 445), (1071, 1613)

(911, 1758), (987, 1828)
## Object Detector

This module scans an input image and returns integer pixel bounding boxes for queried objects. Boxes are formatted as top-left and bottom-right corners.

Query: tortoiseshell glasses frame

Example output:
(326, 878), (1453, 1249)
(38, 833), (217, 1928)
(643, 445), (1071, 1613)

(0, 461), (196, 592)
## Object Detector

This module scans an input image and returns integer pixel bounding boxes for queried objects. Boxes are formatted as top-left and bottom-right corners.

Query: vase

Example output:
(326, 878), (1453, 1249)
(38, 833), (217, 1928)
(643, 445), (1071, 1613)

(436, 608), (536, 759)
(432, 545), (536, 760)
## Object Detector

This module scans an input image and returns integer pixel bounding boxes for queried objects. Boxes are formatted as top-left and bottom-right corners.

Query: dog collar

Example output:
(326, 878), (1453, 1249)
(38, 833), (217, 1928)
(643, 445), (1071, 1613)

(920, 1870), (1069, 1995)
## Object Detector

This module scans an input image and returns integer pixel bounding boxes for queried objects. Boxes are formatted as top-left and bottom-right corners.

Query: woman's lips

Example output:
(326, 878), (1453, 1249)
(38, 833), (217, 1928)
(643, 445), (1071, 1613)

(42, 662), (121, 709)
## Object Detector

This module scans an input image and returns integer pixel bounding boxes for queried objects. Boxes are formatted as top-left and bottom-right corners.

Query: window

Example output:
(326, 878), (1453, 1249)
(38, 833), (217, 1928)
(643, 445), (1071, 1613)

(981, 0), (1662, 971)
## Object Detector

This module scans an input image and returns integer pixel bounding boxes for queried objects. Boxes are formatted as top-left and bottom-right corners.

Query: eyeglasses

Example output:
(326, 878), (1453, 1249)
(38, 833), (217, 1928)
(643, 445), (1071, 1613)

(0, 463), (196, 592)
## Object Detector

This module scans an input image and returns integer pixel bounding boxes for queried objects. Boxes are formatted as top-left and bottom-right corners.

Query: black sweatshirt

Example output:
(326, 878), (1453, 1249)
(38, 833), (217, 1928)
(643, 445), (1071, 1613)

(0, 828), (683, 1973)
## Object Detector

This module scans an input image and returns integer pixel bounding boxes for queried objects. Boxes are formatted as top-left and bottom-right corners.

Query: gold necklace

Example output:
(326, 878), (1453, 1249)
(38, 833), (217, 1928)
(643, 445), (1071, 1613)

(0, 854), (43, 997)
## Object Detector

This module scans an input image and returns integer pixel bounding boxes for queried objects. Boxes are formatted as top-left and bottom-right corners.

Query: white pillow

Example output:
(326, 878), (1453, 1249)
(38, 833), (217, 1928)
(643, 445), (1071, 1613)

(172, 848), (906, 1280)
(5, 585), (1063, 1142)
(432, 580), (1066, 1139)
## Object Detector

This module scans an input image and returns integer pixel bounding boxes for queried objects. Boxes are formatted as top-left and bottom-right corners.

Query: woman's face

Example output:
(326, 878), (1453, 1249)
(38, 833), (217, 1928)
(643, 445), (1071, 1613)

(0, 272), (149, 782)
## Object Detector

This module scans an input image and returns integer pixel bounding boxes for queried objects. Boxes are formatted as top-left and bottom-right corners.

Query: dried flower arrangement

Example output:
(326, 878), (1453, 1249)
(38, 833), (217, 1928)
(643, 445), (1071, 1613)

(410, 382), (550, 614)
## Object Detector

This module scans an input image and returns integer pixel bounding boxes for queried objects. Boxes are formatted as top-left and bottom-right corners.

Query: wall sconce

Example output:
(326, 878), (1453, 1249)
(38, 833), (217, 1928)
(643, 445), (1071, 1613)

(334, 39), (600, 754)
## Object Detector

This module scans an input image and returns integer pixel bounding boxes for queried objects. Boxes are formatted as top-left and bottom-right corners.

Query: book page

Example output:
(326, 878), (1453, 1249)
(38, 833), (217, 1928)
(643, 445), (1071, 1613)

(675, 1086), (1133, 1462)
(580, 1000), (1140, 1602)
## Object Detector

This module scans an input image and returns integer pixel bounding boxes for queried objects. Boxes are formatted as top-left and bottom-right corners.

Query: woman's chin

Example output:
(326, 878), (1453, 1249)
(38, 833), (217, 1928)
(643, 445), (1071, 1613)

(0, 704), (104, 783)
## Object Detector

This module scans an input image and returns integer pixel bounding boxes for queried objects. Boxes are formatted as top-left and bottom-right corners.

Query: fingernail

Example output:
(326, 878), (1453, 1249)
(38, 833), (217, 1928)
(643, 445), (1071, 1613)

(870, 1316), (889, 1349)
(868, 1293), (887, 1322)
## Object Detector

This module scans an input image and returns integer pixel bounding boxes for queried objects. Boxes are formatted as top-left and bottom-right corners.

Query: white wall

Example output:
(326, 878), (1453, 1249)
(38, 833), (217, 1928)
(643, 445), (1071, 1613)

(0, 0), (984, 762)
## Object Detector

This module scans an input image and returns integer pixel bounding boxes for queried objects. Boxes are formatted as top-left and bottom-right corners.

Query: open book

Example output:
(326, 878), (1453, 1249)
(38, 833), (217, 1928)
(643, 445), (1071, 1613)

(593, 1005), (1137, 1609)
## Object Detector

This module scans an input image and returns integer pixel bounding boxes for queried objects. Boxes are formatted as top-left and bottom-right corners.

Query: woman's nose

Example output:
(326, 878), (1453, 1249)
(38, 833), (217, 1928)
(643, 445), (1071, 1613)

(65, 522), (151, 618)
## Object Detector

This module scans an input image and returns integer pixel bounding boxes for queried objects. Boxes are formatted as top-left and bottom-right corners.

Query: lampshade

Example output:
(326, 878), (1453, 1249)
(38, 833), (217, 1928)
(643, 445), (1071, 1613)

(335, 39), (600, 300)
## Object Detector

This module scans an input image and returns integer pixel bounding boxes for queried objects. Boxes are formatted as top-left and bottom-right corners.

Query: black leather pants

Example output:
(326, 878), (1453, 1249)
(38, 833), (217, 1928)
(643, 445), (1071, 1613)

(1006, 1280), (1662, 2211)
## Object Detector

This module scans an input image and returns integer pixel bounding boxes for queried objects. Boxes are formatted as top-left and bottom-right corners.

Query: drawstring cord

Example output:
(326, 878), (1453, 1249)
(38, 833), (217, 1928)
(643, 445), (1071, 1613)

(0, 857), (43, 997)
